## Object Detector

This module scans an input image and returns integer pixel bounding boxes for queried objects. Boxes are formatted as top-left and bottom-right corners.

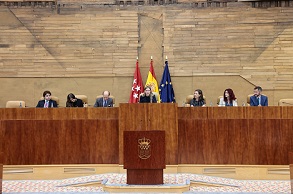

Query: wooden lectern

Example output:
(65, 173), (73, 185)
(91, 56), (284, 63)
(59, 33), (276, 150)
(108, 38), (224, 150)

(124, 130), (165, 185)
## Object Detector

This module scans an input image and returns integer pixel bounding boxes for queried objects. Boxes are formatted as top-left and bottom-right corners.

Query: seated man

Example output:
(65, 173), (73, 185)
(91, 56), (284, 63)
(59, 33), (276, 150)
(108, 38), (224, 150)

(250, 86), (268, 106)
(94, 91), (113, 107)
(36, 90), (58, 108)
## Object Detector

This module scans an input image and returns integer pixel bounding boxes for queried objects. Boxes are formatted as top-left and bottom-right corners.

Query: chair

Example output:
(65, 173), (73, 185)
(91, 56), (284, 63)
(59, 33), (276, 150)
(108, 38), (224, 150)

(152, 92), (159, 102)
(217, 96), (223, 105)
(184, 95), (206, 107)
(278, 99), (293, 106)
(6, 101), (26, 108)
(40, 96), (59, 106)
(75, 95), (88, 105)
(96, 95), (115, 107)
(246, 94), (253, 106)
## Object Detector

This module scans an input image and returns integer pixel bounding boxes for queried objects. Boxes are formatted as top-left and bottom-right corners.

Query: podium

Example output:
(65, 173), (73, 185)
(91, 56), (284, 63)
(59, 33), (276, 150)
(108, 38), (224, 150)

(124, 130), (165, 185)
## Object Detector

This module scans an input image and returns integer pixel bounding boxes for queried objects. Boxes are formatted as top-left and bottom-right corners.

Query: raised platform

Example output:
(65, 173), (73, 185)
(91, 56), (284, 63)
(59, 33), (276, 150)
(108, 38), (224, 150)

(3, 164), (290, 181)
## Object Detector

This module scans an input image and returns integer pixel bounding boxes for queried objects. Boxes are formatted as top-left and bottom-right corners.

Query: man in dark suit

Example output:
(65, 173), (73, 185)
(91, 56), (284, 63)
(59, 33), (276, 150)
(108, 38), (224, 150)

(94, 91), (113, 107)
(250, 86), (268, 106)
(36, 90), (58, 108)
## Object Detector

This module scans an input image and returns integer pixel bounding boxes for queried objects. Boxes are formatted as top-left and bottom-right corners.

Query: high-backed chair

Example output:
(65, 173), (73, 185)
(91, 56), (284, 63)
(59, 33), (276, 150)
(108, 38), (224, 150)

(246, 94), (253, 106)
(184, 95), (206, 107)
(217, 96), (223, 105)
(152, 92), (159, 102)
(278, 99), (293, 106)
(75, 95), (88, 105)
(6, 101), (26, 108)
(40, 96), (59, 107)
(96, 95), (115, 107)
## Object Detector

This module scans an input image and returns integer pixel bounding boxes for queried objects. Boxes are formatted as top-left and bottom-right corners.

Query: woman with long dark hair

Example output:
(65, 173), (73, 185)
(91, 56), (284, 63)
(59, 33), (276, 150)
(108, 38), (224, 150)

(218, 88), (238, 106)
(66, 93), (83, 107)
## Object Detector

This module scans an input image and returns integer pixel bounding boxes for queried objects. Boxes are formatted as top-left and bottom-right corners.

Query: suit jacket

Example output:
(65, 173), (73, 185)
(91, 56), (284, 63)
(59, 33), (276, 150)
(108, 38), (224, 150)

(218, 98), (238, 107)
(36, 100), (58, 108)
(66, 99), (83, 107)
(94, 97), (113, 107)
(250, 95), (268, 106)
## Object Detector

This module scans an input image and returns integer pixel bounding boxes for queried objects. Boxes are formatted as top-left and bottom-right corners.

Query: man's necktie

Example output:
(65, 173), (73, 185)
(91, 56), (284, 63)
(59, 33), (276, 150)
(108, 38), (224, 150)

(45, 101), (49, 108)
(104, 100), (107, 107)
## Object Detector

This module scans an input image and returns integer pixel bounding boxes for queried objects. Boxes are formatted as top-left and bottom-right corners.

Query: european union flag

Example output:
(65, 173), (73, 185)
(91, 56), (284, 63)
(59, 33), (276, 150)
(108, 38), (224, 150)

(159, 60), (176, 103)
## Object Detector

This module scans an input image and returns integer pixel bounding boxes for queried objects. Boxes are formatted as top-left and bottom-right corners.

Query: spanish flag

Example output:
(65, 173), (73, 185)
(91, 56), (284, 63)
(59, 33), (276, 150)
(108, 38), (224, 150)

(145, 59), (160, 103)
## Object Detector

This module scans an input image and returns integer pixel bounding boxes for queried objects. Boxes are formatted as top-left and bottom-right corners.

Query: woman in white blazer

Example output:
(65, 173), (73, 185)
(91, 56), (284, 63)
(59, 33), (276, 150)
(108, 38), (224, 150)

(218, 88), (238, 107)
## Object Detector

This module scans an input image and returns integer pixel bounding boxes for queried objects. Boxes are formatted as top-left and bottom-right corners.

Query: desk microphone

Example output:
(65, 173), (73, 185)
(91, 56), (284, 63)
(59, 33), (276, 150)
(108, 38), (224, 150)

(281, 101), (293, 106)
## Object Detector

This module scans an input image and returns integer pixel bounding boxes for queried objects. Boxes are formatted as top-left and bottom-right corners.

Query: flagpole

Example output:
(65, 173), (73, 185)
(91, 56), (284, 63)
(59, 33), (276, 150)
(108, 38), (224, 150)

(165, 56), (168, 67)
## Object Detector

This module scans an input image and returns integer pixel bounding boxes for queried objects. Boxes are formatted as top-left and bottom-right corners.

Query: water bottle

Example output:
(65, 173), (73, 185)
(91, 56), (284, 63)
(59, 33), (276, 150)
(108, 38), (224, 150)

(210, 101), (213, 107)
(83, 102), (87, 107)
(51, 102), (54, 108)
(242, 101), (246, 106)
(182, 101), (185, 107)
(19, 102), (22, 108)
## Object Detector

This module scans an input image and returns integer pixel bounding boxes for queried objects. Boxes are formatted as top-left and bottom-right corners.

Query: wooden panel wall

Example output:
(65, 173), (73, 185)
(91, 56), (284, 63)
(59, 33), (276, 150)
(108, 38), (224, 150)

(2, 108), (119, 165)
(178, 107), (293, 165)
(178, 118), (293, 165)
(3, 119), (119, 164)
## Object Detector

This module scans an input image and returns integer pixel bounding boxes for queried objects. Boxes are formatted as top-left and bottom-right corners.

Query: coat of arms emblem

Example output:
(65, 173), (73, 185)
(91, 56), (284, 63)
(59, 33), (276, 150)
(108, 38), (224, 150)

(138, 137), (151, 159)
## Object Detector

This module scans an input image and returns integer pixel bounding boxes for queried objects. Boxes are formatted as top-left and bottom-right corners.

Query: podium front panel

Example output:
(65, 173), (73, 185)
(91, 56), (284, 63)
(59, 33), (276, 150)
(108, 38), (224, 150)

(124, 130), (165, 169)
(119, 103), (178, 165)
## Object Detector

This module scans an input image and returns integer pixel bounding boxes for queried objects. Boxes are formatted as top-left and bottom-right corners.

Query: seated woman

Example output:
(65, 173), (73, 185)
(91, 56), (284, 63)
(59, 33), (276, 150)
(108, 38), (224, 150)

(218, 88), (238, 107)
(190, 89), (206, 107)
(139, 86), (157, 103)
(66, 93), (84, 107)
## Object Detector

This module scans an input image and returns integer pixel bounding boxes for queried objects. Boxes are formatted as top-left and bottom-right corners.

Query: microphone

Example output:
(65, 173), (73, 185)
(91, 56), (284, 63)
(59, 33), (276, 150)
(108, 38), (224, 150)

(281, 101), (293, 106)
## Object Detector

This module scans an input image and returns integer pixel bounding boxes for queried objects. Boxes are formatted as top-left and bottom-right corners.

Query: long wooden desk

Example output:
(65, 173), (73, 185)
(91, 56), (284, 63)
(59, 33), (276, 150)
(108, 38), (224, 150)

(0, 106), (292, 166)
(0, 120), (2, 193)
